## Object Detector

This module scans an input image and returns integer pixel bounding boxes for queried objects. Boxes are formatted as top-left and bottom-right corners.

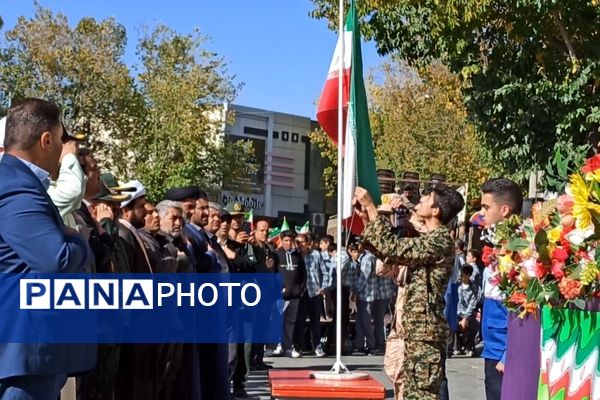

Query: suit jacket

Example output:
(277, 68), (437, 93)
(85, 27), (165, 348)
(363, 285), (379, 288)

(0, 153), (96, 379)
(138, 229), (178, 273)
(75, 202), (114, 273)
(183, 224), (221, 273)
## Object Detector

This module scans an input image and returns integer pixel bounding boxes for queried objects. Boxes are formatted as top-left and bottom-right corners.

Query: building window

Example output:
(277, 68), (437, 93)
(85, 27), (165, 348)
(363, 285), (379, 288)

(292, 132), (299, 142)
(243, 126), (268, 137)
(302, 136), (310, 189)
(282, 131), (289, 141)
(273, 131), (279, 139)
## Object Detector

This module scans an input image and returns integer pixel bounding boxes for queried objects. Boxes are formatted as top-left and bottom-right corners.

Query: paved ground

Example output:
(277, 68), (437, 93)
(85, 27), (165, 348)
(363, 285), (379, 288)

(246, 353), (485, 399)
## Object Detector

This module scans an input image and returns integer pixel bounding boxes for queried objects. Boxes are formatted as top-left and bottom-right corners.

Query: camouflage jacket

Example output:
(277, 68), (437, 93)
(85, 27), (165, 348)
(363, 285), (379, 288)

(362, 216), (454, 342)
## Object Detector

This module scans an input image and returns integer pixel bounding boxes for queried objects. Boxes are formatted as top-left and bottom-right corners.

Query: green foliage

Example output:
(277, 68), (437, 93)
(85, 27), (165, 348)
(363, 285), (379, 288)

(0, 5), (251, 201)
(369, 61), (494, 199)
(311, 60), (494, 198)
(130, 25), (250, 200)
(309, 128), (337, 197)
(542, 144), (589, 193)
(494, 214), (523, 243)
(311, 0), (600, 185)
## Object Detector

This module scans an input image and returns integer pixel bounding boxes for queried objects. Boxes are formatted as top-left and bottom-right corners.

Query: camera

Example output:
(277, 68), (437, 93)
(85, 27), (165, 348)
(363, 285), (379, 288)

(393, 206), (411, 219)
(390, 206), (419, 238)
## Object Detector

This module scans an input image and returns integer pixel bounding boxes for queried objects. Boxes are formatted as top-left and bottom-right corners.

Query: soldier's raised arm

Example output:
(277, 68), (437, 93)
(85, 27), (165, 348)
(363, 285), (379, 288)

(361, 216), (453, 268)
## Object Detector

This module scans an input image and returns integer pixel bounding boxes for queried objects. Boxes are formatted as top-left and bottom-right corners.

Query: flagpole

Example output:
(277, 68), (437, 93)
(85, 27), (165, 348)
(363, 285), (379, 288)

(333, 0), (346, 374)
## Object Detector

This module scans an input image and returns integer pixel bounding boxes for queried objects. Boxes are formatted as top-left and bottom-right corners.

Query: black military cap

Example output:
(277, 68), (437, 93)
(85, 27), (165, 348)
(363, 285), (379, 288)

(165, 186), (206, 201)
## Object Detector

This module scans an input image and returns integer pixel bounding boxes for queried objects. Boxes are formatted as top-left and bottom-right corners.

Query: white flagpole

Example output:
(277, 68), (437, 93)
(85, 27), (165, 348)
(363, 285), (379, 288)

(333, 0), (346, 374)
(313, 0), (367, 380)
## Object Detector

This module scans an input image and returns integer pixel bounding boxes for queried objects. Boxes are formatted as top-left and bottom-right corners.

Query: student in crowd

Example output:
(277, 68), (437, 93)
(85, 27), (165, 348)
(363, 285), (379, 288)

(455, 264), (480, 357)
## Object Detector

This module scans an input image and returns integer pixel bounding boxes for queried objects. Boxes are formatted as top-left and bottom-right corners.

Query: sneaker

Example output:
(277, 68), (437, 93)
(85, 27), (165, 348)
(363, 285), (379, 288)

(291, 348), (301, 358)
(315, 345), (326, 357)
(272, 344), (283, 356)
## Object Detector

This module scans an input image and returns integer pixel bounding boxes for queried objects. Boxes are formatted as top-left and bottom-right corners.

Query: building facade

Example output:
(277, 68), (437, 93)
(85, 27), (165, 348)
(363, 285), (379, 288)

(219, 104), (328, 230)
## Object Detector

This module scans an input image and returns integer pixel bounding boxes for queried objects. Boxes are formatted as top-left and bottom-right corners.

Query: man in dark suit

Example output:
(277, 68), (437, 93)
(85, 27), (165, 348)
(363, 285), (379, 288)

(0, 98), (95, 400)
(182, 192), (230, 400)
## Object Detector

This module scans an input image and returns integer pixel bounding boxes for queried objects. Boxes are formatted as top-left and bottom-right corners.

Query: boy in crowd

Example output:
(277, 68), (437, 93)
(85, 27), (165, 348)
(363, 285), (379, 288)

(455, 264), (480, 357)
(479, 178), (523, 400)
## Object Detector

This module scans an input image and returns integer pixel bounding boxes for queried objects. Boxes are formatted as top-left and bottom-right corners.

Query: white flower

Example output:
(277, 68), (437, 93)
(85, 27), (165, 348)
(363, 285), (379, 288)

(565, 226), (594, 246)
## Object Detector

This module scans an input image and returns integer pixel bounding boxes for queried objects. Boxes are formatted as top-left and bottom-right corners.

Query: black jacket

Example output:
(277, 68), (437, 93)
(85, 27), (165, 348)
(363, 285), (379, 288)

(276, 248), (306, 300)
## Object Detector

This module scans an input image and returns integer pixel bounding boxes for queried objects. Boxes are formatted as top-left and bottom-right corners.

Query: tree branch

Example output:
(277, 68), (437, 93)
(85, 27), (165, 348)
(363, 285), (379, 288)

(552, 11), (578, 72)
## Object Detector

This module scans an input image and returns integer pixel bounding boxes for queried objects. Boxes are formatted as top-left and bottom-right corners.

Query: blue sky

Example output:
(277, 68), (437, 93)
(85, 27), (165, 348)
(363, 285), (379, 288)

(1, 0), (384, 118)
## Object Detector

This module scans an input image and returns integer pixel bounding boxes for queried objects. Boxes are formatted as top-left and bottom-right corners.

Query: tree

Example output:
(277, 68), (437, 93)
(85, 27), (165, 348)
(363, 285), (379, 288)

(311, 60), (492, 198)
(311, 0), (600, 184)
(0, 5), (252, 200)
(132, 25), (252, 200)
(0, 5), (142, 165)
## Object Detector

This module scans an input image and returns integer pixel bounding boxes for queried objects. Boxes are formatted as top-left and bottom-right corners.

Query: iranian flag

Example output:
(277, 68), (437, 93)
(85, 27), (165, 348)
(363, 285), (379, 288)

(244, 209), (254, 231)
(316, 0), (380, 220)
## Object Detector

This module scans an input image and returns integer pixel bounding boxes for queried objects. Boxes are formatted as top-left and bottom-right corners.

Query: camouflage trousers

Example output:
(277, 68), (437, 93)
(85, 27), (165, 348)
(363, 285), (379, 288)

(402, 340), (445, 400)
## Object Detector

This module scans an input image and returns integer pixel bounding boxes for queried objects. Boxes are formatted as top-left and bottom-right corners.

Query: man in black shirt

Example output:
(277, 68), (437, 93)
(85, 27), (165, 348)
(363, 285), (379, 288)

(274, 230), (307, 358)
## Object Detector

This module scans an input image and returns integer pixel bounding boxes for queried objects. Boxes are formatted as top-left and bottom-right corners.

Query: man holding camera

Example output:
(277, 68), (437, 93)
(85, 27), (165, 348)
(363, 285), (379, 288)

(353, 184), (464, 400)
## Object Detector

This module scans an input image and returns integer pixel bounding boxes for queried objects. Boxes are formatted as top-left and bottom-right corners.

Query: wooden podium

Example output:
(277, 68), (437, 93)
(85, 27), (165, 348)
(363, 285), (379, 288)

(269, 370), (386, 399)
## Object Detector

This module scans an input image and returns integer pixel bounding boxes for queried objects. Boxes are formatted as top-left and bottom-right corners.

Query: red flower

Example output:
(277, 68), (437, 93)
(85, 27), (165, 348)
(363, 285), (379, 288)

(535, 262), (550, 279)
(558, 278), (583, 300)
(581, 154), (600, 174)
(551, 248), (569, 263)
(482, 246), (495, 266)
(551, 260), (565, 279)
(559, 238), (572, 252)
(509, 291), (527, 305)
(508, 268), (519, 281)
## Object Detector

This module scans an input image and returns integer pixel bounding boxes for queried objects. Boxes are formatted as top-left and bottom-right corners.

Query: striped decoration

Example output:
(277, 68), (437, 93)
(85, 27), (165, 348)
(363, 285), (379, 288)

(538, 306), (600, 400)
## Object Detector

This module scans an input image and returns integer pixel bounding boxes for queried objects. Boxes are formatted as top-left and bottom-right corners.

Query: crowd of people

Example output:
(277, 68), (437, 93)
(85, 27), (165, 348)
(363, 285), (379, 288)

(0, 98), (399, 400)
(0, 97), (525, 400)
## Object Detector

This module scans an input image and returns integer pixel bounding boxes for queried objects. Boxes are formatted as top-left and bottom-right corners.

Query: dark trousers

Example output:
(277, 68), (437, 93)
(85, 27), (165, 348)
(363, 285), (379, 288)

(325, 286), (350, 351)
(294, 292), (323, 350)
(282, 298), (300, 351)
(484, 358), (503, 400)
(171, 343), (201, 400)
(355, 300), (375, 350)
(197, 343), (229, 400)
(372, 299), (388, 350)
(250, 343), (264, 364)
(454, 315), (479, 352)
(439, 352), (449, 400)
(228, 343), (247, 390)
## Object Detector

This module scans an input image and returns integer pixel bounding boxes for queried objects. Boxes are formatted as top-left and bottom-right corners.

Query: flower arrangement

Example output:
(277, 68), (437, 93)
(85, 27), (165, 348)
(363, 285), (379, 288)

(486, 155), (600, 317)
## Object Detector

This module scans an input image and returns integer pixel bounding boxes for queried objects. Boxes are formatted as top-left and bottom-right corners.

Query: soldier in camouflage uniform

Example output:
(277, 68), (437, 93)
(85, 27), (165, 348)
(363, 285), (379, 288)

(354, 185), (465, 400)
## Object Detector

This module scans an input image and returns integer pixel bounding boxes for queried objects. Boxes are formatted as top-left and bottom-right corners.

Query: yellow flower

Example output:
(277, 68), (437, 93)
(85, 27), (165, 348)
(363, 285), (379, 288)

(582, 262), (600, 286)
(547, 227), (562, 243)
(568, 174), (600, 230)
(498, 254), (515, 273)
